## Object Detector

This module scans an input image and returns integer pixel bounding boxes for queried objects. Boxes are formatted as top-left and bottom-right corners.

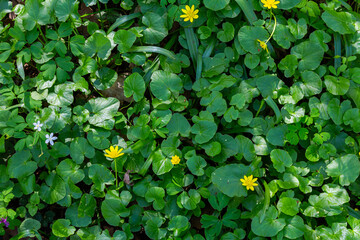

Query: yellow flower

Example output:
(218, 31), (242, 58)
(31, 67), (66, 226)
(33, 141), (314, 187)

(171, 155), (180, 165)
(240, 175), (258, 191)
(355, 208), (359, 211)
(104, 146), (124, 159)
(257, 39), (269, 53)
(261, 0), (280, 9)
(180, 5), (199, 23)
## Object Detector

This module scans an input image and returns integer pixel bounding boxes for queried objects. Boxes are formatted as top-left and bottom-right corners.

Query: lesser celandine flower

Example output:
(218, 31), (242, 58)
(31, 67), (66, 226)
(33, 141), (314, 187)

(257, 39), (269, 53)
(104, 146), (124, 159)
(180, 5), (199, 23)
(261, 0), (280, 9)
(171, 155), (180, 165)
(240, 175), (258, 191)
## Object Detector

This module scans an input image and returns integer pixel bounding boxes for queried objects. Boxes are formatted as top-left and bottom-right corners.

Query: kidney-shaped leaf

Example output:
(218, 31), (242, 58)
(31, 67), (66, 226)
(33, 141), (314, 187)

(211, 164), (250, 197)
(326, 154), (360, 186)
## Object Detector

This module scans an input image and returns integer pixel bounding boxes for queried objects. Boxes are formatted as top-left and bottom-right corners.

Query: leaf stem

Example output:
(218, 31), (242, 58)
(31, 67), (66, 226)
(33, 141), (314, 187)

(37, 24), (47, 44)
(255, 99), (265, 117)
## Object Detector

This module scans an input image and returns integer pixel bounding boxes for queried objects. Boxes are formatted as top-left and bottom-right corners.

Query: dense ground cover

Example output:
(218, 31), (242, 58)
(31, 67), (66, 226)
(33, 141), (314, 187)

(1, 0), (360, 239)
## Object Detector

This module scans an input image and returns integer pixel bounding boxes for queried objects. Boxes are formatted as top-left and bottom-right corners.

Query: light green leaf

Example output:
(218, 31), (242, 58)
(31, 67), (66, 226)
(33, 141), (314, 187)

(123, 72), (145, 102)
(270, 149), (293, 173)
(326, 154), (360, 186)
(52, 219), (76, 237)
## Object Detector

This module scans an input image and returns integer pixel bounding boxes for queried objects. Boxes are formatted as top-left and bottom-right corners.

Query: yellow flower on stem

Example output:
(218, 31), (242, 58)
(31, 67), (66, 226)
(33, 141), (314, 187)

(240, 175), (258, 191)
(257, 39), (269, 53)
(171, 155), (181, 165)
(261, 0), (280, 9)
(104, 146), (124, 159)
(180, 5), (199, 23)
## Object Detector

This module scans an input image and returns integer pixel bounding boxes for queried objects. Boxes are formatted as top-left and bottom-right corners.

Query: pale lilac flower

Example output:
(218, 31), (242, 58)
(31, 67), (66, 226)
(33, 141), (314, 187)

(45, 133), (57, 146)
(0, 217), (9, 227)
(33, 121), (43, 131)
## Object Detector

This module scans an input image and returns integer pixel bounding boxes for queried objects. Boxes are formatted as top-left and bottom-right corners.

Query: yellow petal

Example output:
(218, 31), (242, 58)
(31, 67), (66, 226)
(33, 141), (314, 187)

(274, 1), (280, 3)
(181, 8), (187, 13)
(104, 153), (111, 158)
(261, 0), (267, 3)
(180, 14), (188, 18)
(253, 178), (258, 182)
(186, 5), (190, 11)
(114, 146), (118, 152)
(250, 186), (254, 191)
(272, 5), (277, 8)
(105, 149), (111, 154)
(193, 15), (199, 19)
(184, 18), (189, 22)
(253, 183), (259, 186)
(110, 146), (115, 151)
(119, 148), (123, 153)
(246, 186), (250, 190)
(248, 175), (253, 180)
(240, 179), (245, 183)
(119, 153), (124, 156)
(191, 5), (194, 11)
(190, 18), (193, 22)
(193, 9), (199, 14)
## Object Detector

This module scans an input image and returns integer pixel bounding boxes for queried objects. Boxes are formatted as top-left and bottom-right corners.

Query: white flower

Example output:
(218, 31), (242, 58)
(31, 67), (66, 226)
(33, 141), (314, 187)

(45, 133), (57, 146)
(33, 121), (43, 131)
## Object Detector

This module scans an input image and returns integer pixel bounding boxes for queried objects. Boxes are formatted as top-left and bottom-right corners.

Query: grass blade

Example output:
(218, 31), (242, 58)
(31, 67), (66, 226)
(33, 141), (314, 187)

(107, 12), (142, 34)
(184, 27), (199, 68)
(235, 0), (258, 24)
(334, 33), (341, 70)
(265, 96), (282, 124)
(128, 46), (176, 60)
(196, 53), (202, 81)
(203, 37), (216, 58)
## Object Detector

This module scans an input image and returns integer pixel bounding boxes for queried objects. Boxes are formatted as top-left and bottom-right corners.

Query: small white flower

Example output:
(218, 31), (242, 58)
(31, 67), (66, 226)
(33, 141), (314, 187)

(45, 133), (57, 146)
(33, 121), (43, 131)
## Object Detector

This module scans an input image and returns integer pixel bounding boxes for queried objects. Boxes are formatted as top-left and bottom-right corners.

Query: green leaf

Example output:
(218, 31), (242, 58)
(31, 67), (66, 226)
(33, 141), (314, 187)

(101, 198), (130, 226)
(270, 149), (293, 173)
(287, 18), (307, 40)
(236, 135), (256, 161)
(277, 197), (299, 216)
(297, 71), (322, 97)
(114, 30), (137, 53)
(142, 12), (168, 44)
(65, 203), (91, 227)
(238, 26), (269, 54)
(0, 0), (12, 20)
(191, 112), (217, 144)
(55, 0), (79, 22)
(39, 173), (66, 204)
(251, 206), (286, 237)
(166, 113), (191, 137)
(70, 137), (95, 164)
(266, 125), (287, 147)
(168, 215), (190, 237)
(324, 75), (350, 96)
(326, 154), (360, 186)
(84, 32), (112, 59)
(145, 187), (165, 210)
(291, 41), (324, 71)
(284, 216), (305, 239)
(123, 72), (145, 102)
(277, 0), (302, 9)
(327, 99), (351, 125)
(278, 55), (298, 78)
(217, 22), (235, 42)
(179, 189), (201, 210)
(151, 150), (173, 175)
(211, 164), (249, 197)
(150, 70), (183, 101)
(204, 0), (229, 11)
(7, 150), (37, 179)
(52, 219), (76, 237)
(186, 155), (207, 176)
(200, 91), (227, 116)
(202, 54), (229, 78)
(23, 0), (50, 30)
(56, 159), (84, 184)
(88, 164), (114, 191)
(321, 10), (356, 34)
(84, 97), (120, 130)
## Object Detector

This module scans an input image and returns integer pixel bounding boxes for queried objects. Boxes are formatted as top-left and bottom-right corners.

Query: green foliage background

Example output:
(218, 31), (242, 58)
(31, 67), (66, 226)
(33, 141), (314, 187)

(1, 0), (360, 239)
